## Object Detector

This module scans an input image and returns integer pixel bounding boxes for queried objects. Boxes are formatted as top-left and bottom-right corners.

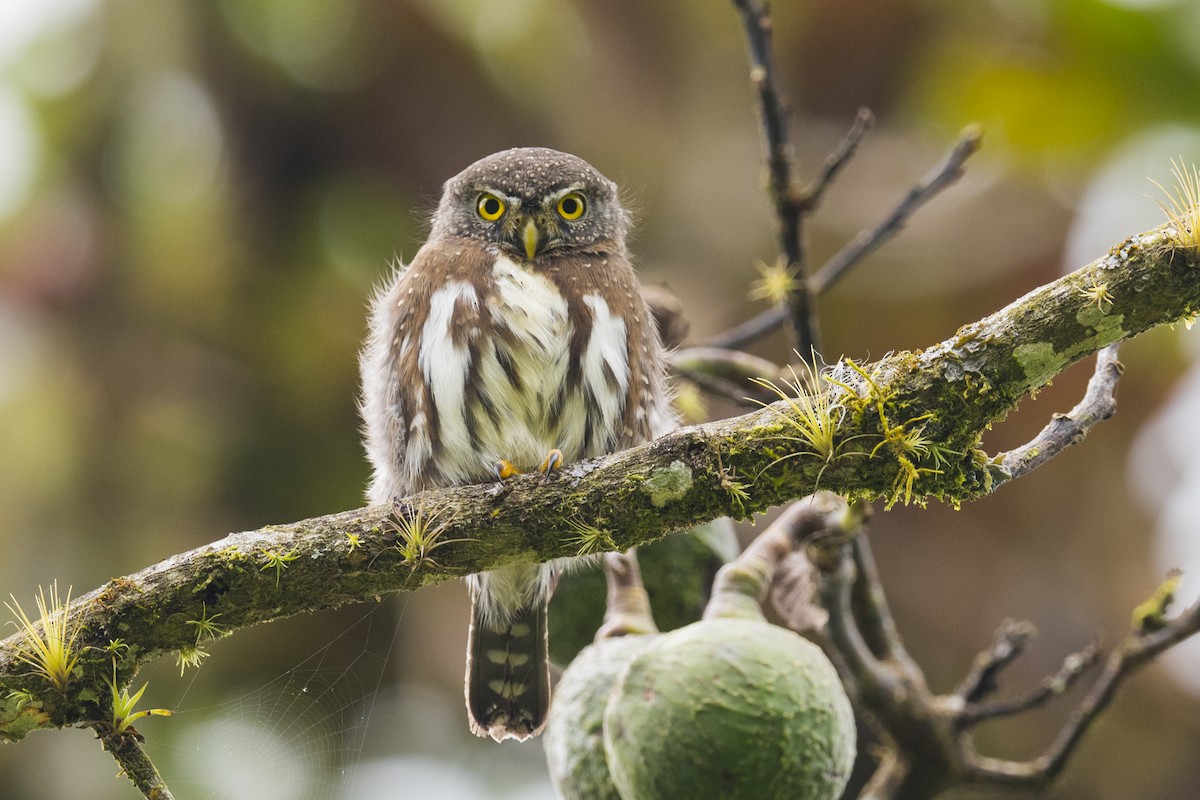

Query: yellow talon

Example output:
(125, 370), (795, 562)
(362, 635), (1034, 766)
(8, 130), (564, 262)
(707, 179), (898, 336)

(493, 460), (521, 481)
(539, 449), (564, 476)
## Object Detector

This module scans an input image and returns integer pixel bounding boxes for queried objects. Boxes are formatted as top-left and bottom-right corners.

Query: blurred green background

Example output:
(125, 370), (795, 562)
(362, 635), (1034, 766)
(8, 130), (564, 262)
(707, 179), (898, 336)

(3, 0), (1200, 798)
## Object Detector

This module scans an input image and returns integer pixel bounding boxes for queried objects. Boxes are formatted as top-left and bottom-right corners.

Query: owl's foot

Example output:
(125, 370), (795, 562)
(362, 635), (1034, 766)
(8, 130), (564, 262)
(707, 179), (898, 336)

(491, 451), (563, 483)
(492, 459), (521, 481)
(539, 449), (564, 481)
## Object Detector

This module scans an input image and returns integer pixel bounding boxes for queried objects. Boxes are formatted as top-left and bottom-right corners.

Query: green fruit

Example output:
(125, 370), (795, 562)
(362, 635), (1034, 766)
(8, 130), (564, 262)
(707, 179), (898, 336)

(545, 635), (658, 800)
(603, 618), (855, 800)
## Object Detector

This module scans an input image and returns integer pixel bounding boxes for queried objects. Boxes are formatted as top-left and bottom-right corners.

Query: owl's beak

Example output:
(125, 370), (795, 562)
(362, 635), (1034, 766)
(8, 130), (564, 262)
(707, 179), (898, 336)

(523, 218), (541, 260)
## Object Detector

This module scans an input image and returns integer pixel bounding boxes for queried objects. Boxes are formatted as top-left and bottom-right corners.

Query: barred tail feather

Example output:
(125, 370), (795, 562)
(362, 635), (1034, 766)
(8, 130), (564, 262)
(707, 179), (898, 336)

(466, 596), (550, 742)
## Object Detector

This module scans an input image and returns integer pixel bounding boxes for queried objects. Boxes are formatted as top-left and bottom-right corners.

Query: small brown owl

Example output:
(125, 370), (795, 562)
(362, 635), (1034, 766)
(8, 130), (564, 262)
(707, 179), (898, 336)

(359, 147), (674, 741)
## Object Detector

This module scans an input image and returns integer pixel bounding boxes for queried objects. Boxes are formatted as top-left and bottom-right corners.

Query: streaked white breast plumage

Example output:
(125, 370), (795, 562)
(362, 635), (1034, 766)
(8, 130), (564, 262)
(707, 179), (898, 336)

(417, 255), (630, 486)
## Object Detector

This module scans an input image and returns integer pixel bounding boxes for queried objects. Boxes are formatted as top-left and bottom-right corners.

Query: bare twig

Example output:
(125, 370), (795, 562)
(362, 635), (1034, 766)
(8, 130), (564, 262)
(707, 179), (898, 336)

(701, 303), (790, 351)
(962, 640), (1100, 724)
(965, 598), (1200, 788)
(669, 346), (781, 405)
(953, 618), (1038, 703)
(670, 346), (781, 386)
(704, 108), (872, 353)
(100, 733), (175, 800)
(732, 0), (819, 356)
(807, 540), (1200, 799)
(999, 344), (1123, 481)
(800, 107), (875, 212)
(810, 124), (983, 294)
(706, 493), (858, 621)
(704, 122), (981, 350)
(674, 369), (762, 409)
(812, 541), (887, 696)
(858, 751), (911, 800)
(848, 532), (921, 678)
(732, 0), (802, 267)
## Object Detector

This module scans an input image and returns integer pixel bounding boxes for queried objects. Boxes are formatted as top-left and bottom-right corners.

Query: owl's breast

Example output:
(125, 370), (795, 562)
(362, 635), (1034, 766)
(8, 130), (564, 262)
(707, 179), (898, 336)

(418, 254), (630, 484)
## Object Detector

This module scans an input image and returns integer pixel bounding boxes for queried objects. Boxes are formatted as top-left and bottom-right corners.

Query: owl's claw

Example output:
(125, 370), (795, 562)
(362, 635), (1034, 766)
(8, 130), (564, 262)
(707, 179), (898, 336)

(491, 451), (562, 483)
(539, 449), (564, 481)
(492, 459), (521, 481)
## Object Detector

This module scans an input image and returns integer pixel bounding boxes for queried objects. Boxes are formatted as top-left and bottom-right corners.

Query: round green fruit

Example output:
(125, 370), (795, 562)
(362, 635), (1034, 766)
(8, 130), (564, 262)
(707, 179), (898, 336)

(603, 618), (855, 800)
(545, 635), (658, 800)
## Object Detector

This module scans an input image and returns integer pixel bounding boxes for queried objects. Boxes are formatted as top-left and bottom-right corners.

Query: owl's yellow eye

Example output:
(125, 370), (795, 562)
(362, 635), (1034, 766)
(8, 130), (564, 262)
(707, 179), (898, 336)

(556, 192), (586, 220)
(477, 193), (506, 221)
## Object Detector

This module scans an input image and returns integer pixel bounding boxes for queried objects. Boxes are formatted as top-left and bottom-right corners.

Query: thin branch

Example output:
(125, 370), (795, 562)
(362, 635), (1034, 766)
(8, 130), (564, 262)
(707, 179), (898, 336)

(849, 532), (922, 679)
(669, 346), (781, 405)
(966, 599), (1200, 787)
(999, 344), (1123, 481)
(858, 751), (911, 800)
(674, 369), (762, 409)
(953, 619), (1038, 703)
(100, 733), (175, 800)
(799, 107), (875, 212)
(961, 640), (1100, 724)
(706, 493), (859, 621)
(810, 125), (983, 295)
(703, 107), (872, 353)
(733, 0), (803, 267)
(670, 346), (781, 386)
(812, 540), (887, 695)
(701, 303), (789, 351)
(704, 122), (980, 350)
(732, 0), (819, 356)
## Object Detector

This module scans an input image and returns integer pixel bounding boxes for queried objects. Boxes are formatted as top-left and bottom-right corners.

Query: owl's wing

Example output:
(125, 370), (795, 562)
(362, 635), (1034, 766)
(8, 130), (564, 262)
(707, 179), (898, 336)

(612, 267), (678, 447)
(360, 260), (429, 501)
(359, 242), (496, 500)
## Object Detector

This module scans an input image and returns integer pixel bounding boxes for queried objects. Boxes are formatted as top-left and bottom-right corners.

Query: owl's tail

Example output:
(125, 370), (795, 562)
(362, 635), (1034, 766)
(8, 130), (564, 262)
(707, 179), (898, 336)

(465, 595), (551, 741)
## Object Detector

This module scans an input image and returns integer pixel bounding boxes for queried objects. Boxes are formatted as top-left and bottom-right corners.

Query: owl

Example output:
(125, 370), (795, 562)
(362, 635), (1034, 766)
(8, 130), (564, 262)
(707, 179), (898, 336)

(359, 147), (674, 741)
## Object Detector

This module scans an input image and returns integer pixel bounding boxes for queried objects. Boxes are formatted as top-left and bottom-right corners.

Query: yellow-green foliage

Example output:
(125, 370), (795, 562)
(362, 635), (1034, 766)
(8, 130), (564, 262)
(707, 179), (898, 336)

(4, 582), (81, 693)
(1078, 278), (1114, 312)
(565, 516), (616, 557)
(748, 257), (800, 304)
(1131, 570), (1181, 634)
(753, 359), (846, 470)
(175, 645), (210, 676)
(829, 359), (957, 508)
(259, 548), (300, 586)
(1151, 158), (1200, 254)
(391, 503), (469, 569)
(185, 604), (226, 643)
(107, 661), (171, 736)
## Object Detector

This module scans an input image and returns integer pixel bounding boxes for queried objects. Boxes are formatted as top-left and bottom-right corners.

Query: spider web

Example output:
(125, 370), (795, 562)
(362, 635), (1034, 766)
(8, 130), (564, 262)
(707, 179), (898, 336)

(143, 604), (399, 800)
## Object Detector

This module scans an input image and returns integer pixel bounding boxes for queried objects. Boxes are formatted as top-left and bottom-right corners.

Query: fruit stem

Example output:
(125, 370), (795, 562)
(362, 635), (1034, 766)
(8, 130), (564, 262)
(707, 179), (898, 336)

(596, 550), (660, 639)
(704, 493), (854, 621)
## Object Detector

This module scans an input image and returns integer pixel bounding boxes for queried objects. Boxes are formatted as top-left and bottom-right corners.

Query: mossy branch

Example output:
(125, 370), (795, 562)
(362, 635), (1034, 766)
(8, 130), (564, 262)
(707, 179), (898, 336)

(1, 223), (1197, 741)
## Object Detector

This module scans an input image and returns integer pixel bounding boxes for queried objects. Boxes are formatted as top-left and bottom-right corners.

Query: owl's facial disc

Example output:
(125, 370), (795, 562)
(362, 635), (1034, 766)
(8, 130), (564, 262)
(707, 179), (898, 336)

(488, 190), (586, 261)
(462, 175), (603, 261)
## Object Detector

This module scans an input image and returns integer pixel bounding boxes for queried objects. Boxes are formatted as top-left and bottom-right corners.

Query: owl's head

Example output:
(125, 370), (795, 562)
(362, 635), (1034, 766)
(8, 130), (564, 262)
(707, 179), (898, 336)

(432, 147), (628, 261)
